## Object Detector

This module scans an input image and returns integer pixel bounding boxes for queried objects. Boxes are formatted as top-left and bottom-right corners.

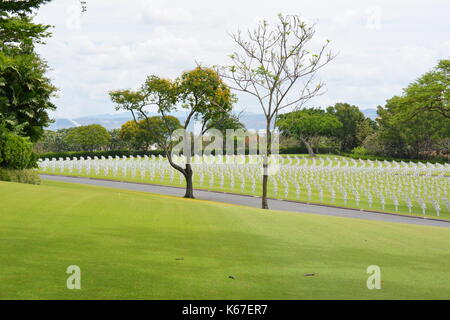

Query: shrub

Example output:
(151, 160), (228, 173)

(0, 132), (37, 169)
(341, 152), (447, 164)
(351, 146), (368, 156)
(0, 168), (41, 185)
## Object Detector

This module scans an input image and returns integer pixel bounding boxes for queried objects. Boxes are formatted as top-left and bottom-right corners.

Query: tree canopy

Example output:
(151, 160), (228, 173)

(327, 103), (366, 152)
(0, 0), (56, 143)
(110, 66), (235, 198)
(277, 108), (342, 156)
(65, 125), (111, 152)
(399, 59), (449, 120)
(364, 60), (450, 160)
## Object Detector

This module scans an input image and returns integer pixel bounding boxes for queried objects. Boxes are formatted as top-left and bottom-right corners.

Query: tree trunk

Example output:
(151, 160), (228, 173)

(261, 122), (271, 209)
(300, 136), (316, 157)
(165, 148), (195, 200)
(261, 165), (269, 209)
(183, 163), (195, 199)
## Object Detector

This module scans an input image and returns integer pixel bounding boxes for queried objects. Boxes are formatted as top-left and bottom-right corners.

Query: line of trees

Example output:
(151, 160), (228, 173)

(276, 59), (449, 161)
(370, 59), (449, 160)
(277, 103), (377, 157)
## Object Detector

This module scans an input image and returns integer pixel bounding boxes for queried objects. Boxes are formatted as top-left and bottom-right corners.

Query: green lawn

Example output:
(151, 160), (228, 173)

(1, 180), (450, 299)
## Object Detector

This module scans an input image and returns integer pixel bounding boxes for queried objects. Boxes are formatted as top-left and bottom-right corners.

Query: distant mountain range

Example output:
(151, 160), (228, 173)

(47, 109), (378, 131)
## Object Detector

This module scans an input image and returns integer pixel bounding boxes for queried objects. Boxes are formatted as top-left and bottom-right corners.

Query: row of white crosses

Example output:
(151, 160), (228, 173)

(39, 155), (450, 216)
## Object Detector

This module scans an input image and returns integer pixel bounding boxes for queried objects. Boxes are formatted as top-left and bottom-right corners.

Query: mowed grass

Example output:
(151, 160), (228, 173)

(1, 180), (450, 299)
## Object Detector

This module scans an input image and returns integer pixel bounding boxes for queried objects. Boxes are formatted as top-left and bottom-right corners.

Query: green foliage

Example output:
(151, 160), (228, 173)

(0, 14), (52, 52)
(119, 120), (153, 151)
(64, 124), (111, 152)
(376, 98), (449, 159)
(351, 146), (368, 156)
(278, 108), (342, 138)
(0, 0), (56, 142)
(0, 52), (57, 142)
(111, 68), (236, 156)
(0, 130), (36, 169)
(327, 103), (366, 152)
(277, 108), (342, 155)
(369, 60), (450, 160)
(119, 116), (182, 151)
(207, 112), (245, 135)
(0, 168), (40, 184)
(356, 118), (377, 145)
(342, 152), (447, 164)
(33, 129), (71, 153)
(0, 0), (52, 15)
(178, 66), (235, 128)
(141, 116), (182, 148)
(399, 59), (449, 119)
(108, 128), (127, 151)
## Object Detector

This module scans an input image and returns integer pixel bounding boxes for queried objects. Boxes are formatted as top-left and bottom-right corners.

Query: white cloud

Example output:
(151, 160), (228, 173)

(34, 0), (450, 118)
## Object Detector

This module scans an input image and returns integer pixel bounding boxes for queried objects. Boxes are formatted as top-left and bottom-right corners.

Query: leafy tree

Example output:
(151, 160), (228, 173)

(372, 60), (450, 160)
(65, 125), (111, 152)
(119, 117), (182, 151)
(399, 59), (449, 119)
(33, 129), (71, 153)
(205, 111), (244, 136)
(108, 128), (127, 151)
(221, 14), (336, 209)
(119, 120), (153, 151)
(0, 1), (52, 15)
(356, 118), (377, 146)
(110, 66), (233, 199)
(277, 108), (342, 157)
(205, 112), (245, 151)
(0, 53), (57, 141)
(139, 116), (182, 150)
(0, 0), (52, 51)
(376, 97), (449, 159)
(327, 103), (366, 152)
(0, 0), (56, 142)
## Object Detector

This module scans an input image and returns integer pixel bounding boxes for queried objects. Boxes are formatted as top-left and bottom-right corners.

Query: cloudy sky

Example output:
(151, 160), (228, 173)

(34, 0), (450, 119)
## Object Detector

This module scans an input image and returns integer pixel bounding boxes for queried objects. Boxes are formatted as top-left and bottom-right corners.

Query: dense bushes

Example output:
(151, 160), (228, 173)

(0, 131), (37, 169)
(279, 146), (338, 155)
(0, 130), (39, 185)
(350, 146), (368, 157)
(0, 168), (41, 185)
(342, 152), (448, 164)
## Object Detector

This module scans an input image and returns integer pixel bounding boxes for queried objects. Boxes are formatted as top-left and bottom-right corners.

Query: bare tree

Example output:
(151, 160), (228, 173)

(220, 14), (336, 209)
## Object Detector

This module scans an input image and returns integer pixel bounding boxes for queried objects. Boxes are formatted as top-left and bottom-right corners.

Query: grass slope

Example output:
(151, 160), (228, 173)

(1, 180), (450, 299)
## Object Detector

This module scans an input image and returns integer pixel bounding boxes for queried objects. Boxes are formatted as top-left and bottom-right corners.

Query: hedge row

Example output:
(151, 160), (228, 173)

(342, 153), (449, 164)
(0, 168), (41, 185)
(37, 150), (165, 160)
(278, 147), (338, 155)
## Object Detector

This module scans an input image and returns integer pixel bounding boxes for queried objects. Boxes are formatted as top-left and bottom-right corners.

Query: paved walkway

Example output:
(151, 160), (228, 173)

(41, 174), (450, 229)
